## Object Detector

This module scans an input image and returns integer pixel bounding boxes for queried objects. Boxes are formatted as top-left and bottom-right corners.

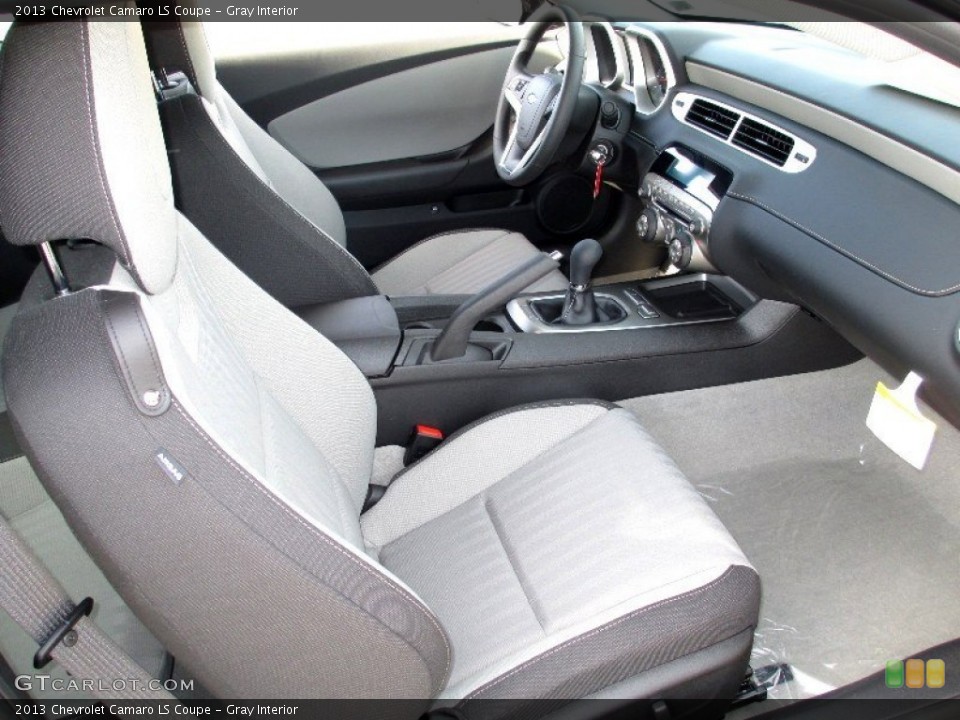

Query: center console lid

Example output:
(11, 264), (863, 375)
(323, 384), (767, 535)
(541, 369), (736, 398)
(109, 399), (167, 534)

(297, 295), (401, 377)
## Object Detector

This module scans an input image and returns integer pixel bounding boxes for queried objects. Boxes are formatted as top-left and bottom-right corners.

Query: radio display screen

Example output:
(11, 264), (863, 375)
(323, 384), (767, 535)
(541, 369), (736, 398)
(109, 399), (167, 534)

(652, 147), (732, 210)
(667, 156), (716, 199)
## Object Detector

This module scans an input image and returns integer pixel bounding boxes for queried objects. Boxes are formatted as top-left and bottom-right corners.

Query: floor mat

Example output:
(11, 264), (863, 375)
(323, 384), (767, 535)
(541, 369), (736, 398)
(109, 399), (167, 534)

(620, 359), (960, 699)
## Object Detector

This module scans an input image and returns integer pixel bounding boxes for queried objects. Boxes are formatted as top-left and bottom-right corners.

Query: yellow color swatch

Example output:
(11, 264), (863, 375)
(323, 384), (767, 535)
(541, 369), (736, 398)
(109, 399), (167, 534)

(905, 659), (925, 688)
(926, 659), (946, 689)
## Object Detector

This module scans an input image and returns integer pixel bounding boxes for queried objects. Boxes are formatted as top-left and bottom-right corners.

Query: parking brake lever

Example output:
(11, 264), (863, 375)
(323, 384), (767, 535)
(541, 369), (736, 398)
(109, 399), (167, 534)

(430, 251), (561, 362)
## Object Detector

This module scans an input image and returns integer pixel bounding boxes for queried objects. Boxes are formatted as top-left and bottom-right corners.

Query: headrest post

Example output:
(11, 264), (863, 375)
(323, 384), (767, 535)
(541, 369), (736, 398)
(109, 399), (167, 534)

(38, 243), (71, 297)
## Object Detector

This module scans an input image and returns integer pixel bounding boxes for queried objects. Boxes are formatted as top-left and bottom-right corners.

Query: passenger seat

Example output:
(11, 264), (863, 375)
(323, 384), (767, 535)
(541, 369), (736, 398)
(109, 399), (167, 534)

(0, 17), (759, 716)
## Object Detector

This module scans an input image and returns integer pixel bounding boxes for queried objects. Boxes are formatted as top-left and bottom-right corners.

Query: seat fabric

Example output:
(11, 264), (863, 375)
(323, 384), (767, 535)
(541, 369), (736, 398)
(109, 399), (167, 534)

(143, 20), (566, 305)
(371, 228), (567, 296)
(363, 403), (758, 700)
(0, 15), (759, 711)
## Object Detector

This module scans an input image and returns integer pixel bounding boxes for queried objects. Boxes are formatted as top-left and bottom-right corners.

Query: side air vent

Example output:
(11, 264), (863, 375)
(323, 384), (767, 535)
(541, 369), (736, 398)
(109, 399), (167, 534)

(732, 118), (795, 167)
(685, 99), (740, 140)
(672, 92), (817, 173)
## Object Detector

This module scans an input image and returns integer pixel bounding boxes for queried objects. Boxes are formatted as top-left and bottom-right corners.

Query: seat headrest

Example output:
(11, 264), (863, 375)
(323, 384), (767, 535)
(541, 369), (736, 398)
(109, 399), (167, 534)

(0, 18), (178, 295)
(142, 19), (217, 98)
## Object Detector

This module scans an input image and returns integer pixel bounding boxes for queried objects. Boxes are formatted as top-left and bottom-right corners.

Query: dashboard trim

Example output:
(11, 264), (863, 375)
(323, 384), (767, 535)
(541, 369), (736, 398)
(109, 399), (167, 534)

(687, 62), (960, 205)
(587, 22), (627, 91)
(624, 26), (677, 116)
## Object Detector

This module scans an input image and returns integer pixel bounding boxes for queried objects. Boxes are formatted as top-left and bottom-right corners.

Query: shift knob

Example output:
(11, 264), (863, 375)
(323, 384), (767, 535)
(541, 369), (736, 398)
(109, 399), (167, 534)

(560, 239), (603, 326)
(568, 238), (603, 289)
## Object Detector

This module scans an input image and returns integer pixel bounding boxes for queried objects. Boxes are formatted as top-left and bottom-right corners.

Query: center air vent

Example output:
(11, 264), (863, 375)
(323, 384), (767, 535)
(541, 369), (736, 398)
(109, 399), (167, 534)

(685, 99), (740, 140)
(732, 118), (795, 167)
(672, 92), (817, 173)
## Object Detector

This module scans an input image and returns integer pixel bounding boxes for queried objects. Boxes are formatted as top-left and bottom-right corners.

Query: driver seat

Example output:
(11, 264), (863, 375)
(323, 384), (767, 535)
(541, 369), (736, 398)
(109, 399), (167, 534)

(142, 21), (568, 308)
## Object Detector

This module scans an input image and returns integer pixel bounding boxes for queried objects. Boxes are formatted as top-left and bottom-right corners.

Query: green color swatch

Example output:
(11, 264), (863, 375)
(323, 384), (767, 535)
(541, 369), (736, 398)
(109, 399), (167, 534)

(886, 660), (905, 688)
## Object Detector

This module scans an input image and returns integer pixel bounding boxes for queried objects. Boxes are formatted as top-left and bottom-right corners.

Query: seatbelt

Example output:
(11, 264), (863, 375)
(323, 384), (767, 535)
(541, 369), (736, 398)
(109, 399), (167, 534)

(0, 517), (176, 701)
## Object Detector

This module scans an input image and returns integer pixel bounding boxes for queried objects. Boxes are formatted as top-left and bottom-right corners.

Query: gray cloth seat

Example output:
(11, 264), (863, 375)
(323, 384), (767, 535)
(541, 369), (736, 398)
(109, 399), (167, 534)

(362, 402), (759, 703)
(0, 17), (759, 715)
(142, 21), (567, 307)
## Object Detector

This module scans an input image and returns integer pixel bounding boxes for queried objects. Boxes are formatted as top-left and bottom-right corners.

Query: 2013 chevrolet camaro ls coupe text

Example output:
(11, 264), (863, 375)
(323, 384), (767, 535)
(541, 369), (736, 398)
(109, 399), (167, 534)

(0, 2), (958, 719)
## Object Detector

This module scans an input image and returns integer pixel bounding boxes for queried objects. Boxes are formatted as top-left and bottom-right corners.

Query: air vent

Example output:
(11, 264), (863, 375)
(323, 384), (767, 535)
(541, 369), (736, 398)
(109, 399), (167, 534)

(685, 99), (740, 140)
(732, 118), (795, 167)
(671, 92), (817, 173)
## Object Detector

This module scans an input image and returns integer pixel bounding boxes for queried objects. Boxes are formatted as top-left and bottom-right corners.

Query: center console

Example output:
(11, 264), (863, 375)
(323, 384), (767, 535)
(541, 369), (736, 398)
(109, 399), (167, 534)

(303, 144), (859, 445)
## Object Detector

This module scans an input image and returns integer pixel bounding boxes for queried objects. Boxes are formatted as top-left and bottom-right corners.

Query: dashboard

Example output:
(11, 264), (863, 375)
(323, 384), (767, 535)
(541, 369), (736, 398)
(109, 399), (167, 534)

(578, 20), (960, 425)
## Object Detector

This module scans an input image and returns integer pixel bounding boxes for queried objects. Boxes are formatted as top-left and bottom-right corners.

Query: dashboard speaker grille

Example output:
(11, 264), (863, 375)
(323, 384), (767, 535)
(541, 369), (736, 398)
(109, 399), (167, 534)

(685, 99), (740, 139)
(733, 117), (796, 167)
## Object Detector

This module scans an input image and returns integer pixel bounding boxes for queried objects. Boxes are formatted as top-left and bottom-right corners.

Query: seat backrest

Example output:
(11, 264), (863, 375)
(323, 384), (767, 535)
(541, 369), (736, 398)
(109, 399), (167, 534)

(141, 20), (378, 308)
(0, 18), (449, 702)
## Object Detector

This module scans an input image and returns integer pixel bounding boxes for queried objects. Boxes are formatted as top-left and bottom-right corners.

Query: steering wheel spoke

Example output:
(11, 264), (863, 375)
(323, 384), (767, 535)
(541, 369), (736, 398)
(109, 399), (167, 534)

(504, 72), (533, 112)
(499, 121), (549, 177)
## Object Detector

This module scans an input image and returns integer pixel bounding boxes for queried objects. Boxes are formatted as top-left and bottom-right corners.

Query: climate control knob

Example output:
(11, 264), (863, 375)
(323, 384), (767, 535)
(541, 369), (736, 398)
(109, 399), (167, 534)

(668, 232), (694, 270)
(688, 217), (707, 236)
(637, 207), (666, 244)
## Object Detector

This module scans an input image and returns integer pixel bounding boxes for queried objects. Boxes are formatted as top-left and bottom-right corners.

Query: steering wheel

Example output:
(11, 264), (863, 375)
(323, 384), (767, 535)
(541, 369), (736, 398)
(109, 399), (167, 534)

(494, 6), (586, 186)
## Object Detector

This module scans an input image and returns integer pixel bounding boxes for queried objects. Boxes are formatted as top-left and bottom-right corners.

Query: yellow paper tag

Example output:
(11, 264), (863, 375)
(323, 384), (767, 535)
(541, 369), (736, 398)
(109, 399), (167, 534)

(866, 373), (936, 470)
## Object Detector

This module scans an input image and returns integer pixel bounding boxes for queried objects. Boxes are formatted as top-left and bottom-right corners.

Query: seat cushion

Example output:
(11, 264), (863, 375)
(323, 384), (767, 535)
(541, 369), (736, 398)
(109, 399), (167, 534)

(371, 228), (568, 296)
(361, 402), (760, 703)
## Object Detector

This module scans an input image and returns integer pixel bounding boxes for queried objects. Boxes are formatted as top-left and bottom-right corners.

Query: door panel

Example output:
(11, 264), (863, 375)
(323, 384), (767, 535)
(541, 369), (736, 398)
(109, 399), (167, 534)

(267, 46), (516, 169)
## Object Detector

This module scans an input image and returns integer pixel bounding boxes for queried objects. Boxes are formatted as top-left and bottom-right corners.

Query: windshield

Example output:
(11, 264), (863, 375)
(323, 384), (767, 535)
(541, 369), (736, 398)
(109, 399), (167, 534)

(783, 22), (960, 108)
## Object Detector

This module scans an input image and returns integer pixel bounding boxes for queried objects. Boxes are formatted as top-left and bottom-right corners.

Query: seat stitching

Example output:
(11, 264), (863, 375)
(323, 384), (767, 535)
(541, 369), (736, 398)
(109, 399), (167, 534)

(101, 304), (140, 405)
(101, 295), (170, 412)
(79, 23), (140, 285)
(461, 565), (750, 701)
(169, 398), (452, 688)
(726, 192), (960, 296)
(174, 23), (201, 95)
(483, 498), (546, 633)
(130, 297), (168, 392)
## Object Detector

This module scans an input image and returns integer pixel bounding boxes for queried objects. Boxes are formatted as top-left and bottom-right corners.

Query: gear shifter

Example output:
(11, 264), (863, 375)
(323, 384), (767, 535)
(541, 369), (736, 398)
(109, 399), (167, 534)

(524, 239), (627, 327)
(560, 238), (604, 325)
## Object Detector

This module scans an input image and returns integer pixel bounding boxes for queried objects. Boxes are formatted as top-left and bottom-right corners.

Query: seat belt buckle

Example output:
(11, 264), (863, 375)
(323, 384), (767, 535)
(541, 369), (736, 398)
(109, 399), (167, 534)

(404, 425), (444, 466)
(34, 597), (94, 669)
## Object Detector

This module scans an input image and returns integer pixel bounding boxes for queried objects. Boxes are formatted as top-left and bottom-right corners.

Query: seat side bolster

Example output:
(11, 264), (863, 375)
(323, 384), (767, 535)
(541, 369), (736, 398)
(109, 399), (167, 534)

(159, 93), (376, 307)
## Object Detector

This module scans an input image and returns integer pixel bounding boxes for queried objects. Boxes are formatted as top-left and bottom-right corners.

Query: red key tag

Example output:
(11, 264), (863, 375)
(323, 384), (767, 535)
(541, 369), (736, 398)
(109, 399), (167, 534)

(593, 159), (605, 199)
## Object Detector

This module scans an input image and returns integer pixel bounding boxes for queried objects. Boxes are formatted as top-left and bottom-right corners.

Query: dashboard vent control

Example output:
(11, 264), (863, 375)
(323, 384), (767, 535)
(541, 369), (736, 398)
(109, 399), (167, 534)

(685, 99), (740, 139)
(733, 118), (796, 167)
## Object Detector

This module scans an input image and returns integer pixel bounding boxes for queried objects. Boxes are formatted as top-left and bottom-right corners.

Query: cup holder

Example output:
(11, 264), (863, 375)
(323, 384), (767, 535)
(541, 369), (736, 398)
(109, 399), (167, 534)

(474, 319), (508, 333)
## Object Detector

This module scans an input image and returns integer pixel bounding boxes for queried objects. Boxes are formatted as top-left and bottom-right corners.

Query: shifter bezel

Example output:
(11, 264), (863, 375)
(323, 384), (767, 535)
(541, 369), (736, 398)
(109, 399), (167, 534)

(506, 273), (757, 334)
